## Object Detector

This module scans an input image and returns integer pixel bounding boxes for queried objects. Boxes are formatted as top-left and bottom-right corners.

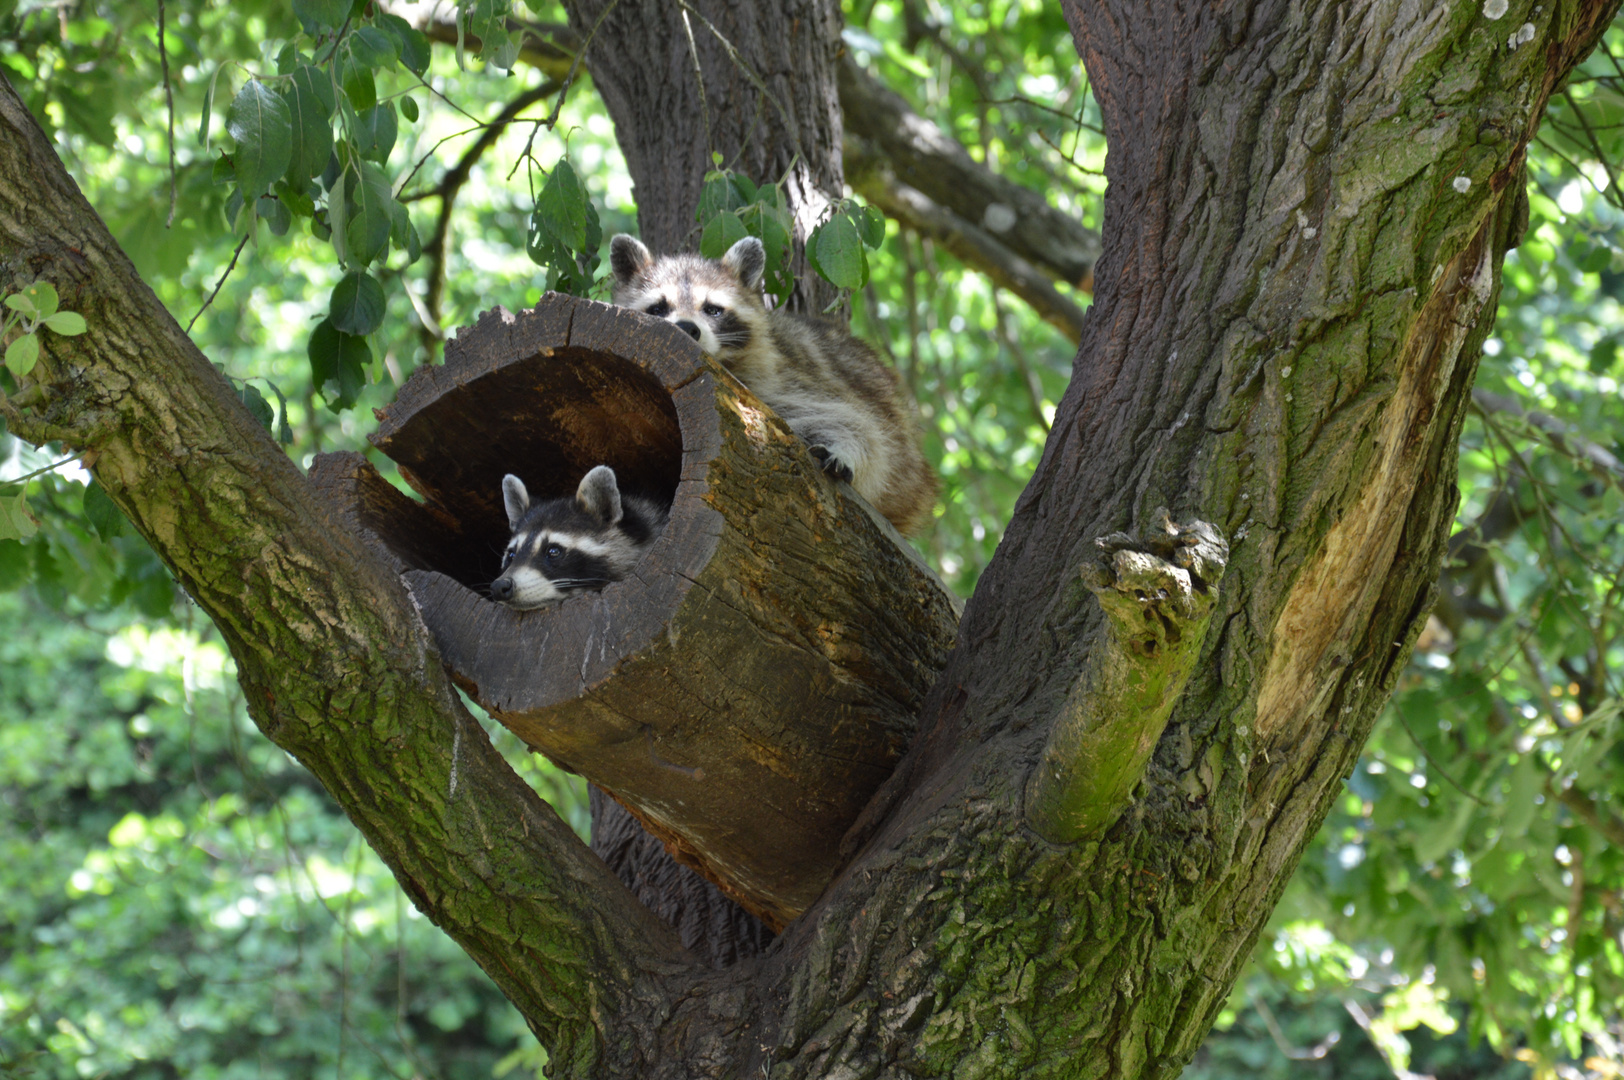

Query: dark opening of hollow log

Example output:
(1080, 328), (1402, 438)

(312, 294), (959, 930)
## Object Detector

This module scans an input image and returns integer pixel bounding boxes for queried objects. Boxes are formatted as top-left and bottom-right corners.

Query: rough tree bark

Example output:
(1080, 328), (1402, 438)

(0, 0), (1615, 1076)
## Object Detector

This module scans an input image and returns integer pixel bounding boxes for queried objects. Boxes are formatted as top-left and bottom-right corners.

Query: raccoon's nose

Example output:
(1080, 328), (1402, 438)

(490, 577), (513, 602)
(675, 319), (702, 341)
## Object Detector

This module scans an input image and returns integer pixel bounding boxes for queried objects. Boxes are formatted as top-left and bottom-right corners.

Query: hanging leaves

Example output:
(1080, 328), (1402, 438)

(808, 198), (887, 293)
(308, 318), (370, 409)
(329, 271), (386, 336)
(695, 169), (795, 304)
(527, 159), (602, 297)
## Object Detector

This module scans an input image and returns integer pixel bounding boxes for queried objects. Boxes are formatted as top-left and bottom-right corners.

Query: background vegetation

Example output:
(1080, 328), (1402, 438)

(0, 1), (1620, 1077)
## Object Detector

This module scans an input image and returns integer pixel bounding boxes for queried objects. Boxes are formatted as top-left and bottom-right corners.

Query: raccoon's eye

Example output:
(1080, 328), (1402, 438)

(501, 548), (514, 570)
(645, 300), (671, 318)
(544, 543), (564, 563)
(701, 302), (725, 317)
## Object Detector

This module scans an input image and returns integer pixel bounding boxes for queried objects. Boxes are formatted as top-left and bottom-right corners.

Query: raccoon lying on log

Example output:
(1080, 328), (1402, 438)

(610, 234), (937, 536)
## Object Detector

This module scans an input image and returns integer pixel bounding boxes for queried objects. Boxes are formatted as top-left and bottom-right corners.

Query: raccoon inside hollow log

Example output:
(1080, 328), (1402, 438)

(309, 294), (960, 929)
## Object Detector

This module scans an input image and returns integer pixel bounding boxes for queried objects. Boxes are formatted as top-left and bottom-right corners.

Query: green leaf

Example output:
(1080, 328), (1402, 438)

(257, 194), (292, 236)
(282, 65), (336, 183)
(696, 171), (745, 224)
(812, 213), (865, 289)
(378, 14), (431, 76)
(239, 381), (275, 432)
(41, 311), (86, 336)
(857, 204), (886, 249)
(83, 480), (124, 541)
(291, 0), (349, 33)
(4, 332), (39, 378)
(537, 160), (589, 251)
(699, 210), (748, 260)
(328, 165), (349, 266)
(329, 271), (386, 335)
(390, 200), (421, 265)
(399, 95), (419, 123)
(199, 67), (219, 149)
(264, 380), (295, 444)
(275, 179), (316, 219)
(344, 162), (394, 266)
(356, 101), (398, 164)
(308, 318), (370, 410)
(8, 282), (58, 320)
(349, 26), (398, 69)
(339, 49), (377, 113)
(0, 490), (37, 541)
(226, 80), (294, 198)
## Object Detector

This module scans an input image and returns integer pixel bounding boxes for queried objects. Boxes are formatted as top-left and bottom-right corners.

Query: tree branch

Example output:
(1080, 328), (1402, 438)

(417, 78), (560, 357)
(846, 134), (1089, 341)
(837, 55), (1100, 290)
(0, 71), (695, 1065)
(1471, 387), (1624, 492)
(1025, 511), (1229, 843)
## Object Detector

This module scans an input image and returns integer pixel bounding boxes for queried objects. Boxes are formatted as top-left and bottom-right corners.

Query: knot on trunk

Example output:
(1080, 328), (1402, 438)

(1084, 509), (1229, 633)
(1026, 511), (1228, 844)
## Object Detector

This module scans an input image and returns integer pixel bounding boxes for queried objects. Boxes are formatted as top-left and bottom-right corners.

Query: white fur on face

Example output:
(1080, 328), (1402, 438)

(501, 566), (564, 609)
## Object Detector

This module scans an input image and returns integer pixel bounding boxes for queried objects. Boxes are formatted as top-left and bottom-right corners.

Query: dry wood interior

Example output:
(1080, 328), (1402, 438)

(362, 345), (683, 592)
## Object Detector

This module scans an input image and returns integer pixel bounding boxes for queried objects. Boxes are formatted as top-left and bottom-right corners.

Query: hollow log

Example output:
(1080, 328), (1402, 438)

(310, 294), (960, 929)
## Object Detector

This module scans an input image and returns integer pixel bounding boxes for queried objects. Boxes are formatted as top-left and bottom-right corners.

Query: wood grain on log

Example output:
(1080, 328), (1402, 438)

(313, 294), (960, 929)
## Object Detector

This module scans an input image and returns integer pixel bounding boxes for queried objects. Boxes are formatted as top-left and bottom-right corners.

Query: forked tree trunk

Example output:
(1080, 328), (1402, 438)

(0, 0), (1615, 1075)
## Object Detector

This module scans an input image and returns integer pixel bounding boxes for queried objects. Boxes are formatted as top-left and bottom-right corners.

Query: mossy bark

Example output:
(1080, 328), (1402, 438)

(0, 0), (1617, 1074)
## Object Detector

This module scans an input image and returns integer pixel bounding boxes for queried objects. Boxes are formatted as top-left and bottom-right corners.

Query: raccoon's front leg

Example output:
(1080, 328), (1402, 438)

(777, 404), (876, 499)
(807, 443), (856, 484)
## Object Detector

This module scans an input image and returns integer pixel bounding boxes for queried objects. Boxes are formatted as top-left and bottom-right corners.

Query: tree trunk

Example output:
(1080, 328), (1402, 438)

(564, 0), (844, 313)
(0, 0), (1615, 1073)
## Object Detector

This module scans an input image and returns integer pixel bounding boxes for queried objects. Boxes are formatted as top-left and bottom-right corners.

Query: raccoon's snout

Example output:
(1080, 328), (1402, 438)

(676, 319), (702, 341)
(490, 577), (515, 602)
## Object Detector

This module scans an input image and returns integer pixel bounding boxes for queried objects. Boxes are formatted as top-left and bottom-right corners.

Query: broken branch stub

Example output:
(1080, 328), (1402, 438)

(310, 294), (960, 930)
(1026, 510), (1229, 844)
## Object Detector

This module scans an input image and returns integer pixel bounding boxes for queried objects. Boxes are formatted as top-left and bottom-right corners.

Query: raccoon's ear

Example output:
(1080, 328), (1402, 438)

(722, 236), (766, 292)
(609, 234), (653, 291)
(502, 474), (530, 531)
(576, 465), (624, 526)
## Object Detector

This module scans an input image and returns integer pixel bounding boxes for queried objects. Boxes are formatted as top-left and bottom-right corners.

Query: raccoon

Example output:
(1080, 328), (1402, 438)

(490, 465), (668, 610)
(609, 233), (937, 536)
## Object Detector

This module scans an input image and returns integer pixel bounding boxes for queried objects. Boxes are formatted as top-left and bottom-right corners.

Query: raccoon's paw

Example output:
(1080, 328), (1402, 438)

(808, 444), (855, 484)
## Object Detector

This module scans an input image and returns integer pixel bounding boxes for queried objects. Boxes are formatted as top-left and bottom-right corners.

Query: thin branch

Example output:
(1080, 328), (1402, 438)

(991, 287), (1051, 433)
(0, 451), (86, 487)
(421, 80), (560, 355)
(1471, 388), (1624, 493)
(158, 0), (177, 227)
(856, 168), (1088, 341)
(186, 231), (251, 334)
(680, 9), (713, 160)
(1391, 701), (1490, 807)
